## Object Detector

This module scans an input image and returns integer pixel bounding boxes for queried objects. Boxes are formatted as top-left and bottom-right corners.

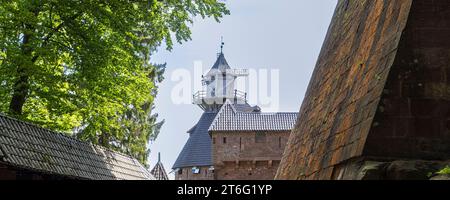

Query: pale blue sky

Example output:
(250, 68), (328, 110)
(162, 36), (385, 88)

(149, 0), (337, 179)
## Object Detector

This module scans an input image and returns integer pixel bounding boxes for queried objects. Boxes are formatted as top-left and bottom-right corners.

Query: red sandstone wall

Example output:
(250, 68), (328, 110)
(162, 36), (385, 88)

(212, 131), (289, 180)
(175, 166), (214, 180)
(364, 0), (450, 160)
(276, 0), (414, 180)
(214, 161), (281, 180)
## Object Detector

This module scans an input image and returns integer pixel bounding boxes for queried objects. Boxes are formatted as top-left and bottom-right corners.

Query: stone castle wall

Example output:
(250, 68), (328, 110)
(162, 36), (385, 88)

(277, 0), (414, 180)
(277, 0), (450, 180)
(214, 160), (281, 180)
(363, 0), (450, 160)
(212, 131), (289, 180)
(175, 166), (214, 180)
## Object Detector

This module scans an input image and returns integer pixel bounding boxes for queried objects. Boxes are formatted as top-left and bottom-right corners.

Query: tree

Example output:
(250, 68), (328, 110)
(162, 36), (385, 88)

(104, 63), (166, 165)
(0, 0), (229, 164)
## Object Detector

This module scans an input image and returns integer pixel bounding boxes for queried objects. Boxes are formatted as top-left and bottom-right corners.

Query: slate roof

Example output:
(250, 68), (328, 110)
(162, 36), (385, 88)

(211, 53), (231, 71)
(172, 112), (218, 169)
(0, 114), (154, 180)
(209, 101), (298, 132)
(173, 102), (256, 169)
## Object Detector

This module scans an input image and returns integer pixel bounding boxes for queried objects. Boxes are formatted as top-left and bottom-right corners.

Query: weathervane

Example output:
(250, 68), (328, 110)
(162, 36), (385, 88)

(220, 36), (224, 54)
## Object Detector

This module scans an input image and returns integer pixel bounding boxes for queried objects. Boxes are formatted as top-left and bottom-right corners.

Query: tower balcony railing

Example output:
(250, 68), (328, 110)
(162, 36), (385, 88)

(225, 69), (249, 77)
(205, 69), (249, 78)
(193, 89), (247, 105)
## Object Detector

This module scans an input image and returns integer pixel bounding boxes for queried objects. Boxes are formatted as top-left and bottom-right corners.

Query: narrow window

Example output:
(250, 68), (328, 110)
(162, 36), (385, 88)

(278, 137), (282, 149)
(213, 137), (216, 144)
(223, 137), (227, 144)
(239, 137), (242, 151)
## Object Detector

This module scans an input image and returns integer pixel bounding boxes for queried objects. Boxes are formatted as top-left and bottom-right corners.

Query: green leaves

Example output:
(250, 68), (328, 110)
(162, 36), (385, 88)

(0, 0), (229, 165)
(437, 166), (450, 175)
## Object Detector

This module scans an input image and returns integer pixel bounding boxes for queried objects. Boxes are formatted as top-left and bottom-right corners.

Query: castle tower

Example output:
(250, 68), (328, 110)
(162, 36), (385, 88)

(277, 0), (450, 180)
(173, 43), (257, 180)
(193, 42), (249, 111)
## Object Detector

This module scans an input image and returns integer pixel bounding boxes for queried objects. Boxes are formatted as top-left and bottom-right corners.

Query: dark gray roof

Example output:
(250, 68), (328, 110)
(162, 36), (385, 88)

(0, 114), (154, 180)
(209, 101), (298, 132)
(172, 112), (218, 169)
(173, 102), (255, 169)
(150, 153), (169, 180)
(186, 125), (197, 134)
(211, 53), (231, 71)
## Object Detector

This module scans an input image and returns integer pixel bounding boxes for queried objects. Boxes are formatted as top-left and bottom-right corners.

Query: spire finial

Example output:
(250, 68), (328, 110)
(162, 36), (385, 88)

(158, 152), (161, 163)
(220, 36), (224, 54)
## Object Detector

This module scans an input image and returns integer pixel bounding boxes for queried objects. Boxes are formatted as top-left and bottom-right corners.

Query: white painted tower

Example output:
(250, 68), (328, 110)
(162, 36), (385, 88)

(193, 42), (249, 111)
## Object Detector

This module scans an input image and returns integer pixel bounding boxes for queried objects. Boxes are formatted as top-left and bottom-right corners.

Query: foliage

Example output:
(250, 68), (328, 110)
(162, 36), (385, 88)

(110, 63), (166, 165)
(437, 166), (450, 175)
(0, 0), (229, 164)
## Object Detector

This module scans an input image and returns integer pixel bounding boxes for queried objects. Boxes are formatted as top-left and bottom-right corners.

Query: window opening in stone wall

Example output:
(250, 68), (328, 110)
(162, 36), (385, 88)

(192, 167), (200, 174)
(278, 137), (282, 149)
(239, 137), (242, 151)
(209, 166), (215, 174)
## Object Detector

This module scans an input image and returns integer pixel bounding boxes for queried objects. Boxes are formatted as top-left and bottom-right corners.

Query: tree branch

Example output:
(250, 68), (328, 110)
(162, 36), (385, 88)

(31, 13), (82, 63)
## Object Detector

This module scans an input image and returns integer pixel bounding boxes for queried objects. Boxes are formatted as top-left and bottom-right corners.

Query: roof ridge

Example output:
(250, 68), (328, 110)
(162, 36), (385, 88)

(238, 112), (299, 115)
(208, 100), (236, 132)
(207, 106), (299, 132)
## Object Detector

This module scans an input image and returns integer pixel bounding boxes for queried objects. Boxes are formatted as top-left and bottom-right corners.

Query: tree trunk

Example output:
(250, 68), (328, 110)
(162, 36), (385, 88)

(9, 33), (32, 115)
(9, 5), (42, 116)
(99, 130), (110, 148)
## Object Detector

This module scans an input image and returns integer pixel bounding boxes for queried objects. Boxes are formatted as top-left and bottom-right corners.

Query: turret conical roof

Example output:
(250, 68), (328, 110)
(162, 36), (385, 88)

(211, 53), (231, 72)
